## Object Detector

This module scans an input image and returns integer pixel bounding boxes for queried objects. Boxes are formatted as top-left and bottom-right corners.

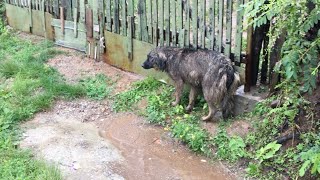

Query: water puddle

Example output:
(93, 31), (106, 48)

(99, 113), (235, 180)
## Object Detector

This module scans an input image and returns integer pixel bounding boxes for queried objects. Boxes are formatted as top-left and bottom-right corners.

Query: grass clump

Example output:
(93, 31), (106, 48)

(80, 74), (114, 100)
(113, 77), (164, 112)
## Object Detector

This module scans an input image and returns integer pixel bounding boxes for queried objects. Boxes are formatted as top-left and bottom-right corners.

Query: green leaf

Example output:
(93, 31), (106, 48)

(299, 160), (311, 177)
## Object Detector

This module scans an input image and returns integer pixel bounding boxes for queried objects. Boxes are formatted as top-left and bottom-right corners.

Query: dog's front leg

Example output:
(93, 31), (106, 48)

(186, 87), (198, 112)
(172, 79), (183, 106)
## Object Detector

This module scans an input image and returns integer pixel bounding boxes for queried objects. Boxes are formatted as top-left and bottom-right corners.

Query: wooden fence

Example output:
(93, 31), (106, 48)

(6, 0), (268, 92)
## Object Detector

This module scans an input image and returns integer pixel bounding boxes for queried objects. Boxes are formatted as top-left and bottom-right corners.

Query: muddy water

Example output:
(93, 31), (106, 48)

(99, 113), (235, 180)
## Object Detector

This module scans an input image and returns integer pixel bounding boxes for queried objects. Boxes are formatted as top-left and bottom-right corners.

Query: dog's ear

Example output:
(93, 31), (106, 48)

(158, 52), (167, 60)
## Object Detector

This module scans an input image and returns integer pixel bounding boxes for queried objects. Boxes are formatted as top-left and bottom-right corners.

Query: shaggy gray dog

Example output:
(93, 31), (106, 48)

(142, 47), (240, 121)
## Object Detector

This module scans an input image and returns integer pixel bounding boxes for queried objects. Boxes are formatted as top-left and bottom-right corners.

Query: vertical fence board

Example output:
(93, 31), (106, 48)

(165, 0), (170, 46)
(127, 16), (134, 60)
(234, 0), (244, 65)
(225, 0), (232, 57)
(113, 0), (120, 34)
(79, 0), (85, 23)
(209, 0), (215, 50)
(105, 0), (111, 31)
(171, 0), (176, 46)
(147, 0), (152, 43)
(159, 0), (164, 46)
(138, 0), (148, 42)
(86, 7), (93, 38)
(74, 7), (78, 37)
(60, 6), (65, 34)
(192, 0), (198, 49)
(177, 0), (183, 47)
(152, 0), (158, 45)
(199, 0), (205, 48)
(121, 0), (127, 35)
(217, 0), (224, 52)
(53, 0), (59, 18)
(29, 0), (33, 32)
(185, 0), (190, 47)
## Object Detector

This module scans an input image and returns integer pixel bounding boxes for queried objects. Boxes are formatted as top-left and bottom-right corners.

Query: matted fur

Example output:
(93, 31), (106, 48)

(142, 47), (240, 121)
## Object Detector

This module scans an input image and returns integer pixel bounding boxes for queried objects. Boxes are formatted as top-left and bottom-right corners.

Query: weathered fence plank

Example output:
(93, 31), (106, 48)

(74, 7), (78, 37)
(127, 16), (134, 60)
(165, 0), (170, 46)
(225, 0), (232, 57)
(217, 0), (224, 52)
(234, 0), (244, 65)
(192, 0), (198, 49)
(152, 0), (158, 45)
(147, 0), (152, 43)
(105, 0), (111, 31)
(113, 0), (120, 34)
(209, 0), (215, 50)
(184, 0), (190, 47)
(199, 0), (205, 48)
(159, 0), (164, 46)
(60, 6), (64, 34)
(171, 0), (176, 46)
(138, 0), (148, 42)
(121, 0), (127, 35)
(79, 0), (85, 23)
(177, 0), (183, 47)
(53, 0), (59, 18)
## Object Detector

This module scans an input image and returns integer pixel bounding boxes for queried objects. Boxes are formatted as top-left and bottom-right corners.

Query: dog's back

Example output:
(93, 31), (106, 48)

(165, 48), (234, 88)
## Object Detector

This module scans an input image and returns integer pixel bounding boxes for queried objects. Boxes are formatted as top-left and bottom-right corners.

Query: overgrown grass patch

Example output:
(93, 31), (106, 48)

(0, 30), (85, 179)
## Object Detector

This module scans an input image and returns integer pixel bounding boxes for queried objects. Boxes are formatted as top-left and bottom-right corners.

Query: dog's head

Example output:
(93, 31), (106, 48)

(142, 48), (167, 71)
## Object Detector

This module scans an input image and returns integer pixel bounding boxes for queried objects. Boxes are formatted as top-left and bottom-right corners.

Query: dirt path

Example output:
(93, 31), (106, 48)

(20, 46), (236, 180)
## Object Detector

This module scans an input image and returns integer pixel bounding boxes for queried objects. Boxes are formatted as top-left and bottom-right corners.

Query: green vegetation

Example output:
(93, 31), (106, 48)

(241, 0), (320, 178)
(80, 74), (114, 100)
(114, 73), (319, 178)
(0, 25), (86, 178)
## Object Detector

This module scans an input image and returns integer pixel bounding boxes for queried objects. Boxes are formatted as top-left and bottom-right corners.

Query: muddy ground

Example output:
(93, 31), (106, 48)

(19, 41), (242, 180)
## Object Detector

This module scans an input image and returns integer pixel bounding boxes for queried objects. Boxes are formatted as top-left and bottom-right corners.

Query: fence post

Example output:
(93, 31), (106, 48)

(269, 33), (285, 93)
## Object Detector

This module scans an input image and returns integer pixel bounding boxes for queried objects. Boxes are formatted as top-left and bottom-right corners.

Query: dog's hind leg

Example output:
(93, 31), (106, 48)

(186, 87), (199, 112)
(172, 79), (184, 106)
(202, 102), (217, 121)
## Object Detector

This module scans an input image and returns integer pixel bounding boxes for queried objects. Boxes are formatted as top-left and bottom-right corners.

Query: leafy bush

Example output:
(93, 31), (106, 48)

(243, 0), (320, 93)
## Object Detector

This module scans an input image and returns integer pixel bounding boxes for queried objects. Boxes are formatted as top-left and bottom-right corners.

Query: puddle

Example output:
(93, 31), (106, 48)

(99, 113), (235, 180)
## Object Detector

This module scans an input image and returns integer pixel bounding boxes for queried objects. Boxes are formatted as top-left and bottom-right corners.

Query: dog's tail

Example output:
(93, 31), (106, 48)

(221, 67), (240, 119)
